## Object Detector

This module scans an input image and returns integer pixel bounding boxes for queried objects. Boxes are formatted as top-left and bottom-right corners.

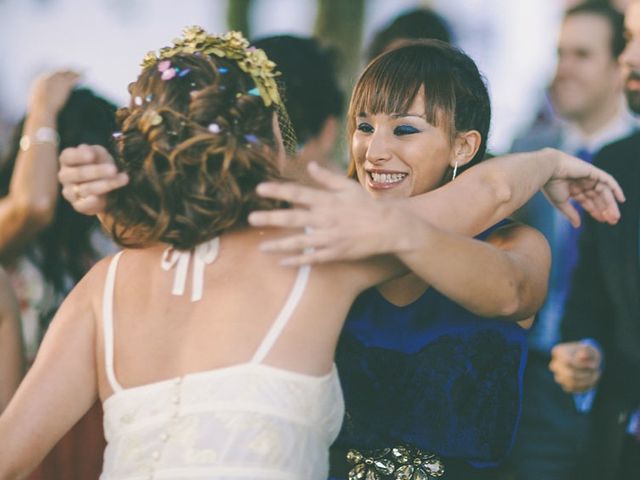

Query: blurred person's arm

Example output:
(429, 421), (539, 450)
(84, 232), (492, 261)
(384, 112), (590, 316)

(0, 71), (79, 262)
(0, 256), (102, 479)
(0, 268), (23, 413)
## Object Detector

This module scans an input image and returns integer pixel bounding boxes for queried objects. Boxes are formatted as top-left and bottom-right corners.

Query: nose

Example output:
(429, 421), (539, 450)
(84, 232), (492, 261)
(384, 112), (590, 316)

(554, 54), (572, 80)
(621, 38), (640, 71)
(365, 128), (391, 165)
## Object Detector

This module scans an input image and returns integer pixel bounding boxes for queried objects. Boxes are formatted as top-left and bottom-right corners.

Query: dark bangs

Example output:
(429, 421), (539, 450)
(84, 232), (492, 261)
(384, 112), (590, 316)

(347, 40), (491, 178)
(348, 42), (457, 138)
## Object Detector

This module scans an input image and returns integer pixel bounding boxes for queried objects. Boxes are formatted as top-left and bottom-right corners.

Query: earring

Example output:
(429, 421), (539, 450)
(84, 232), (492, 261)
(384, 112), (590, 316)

(452, 161), (459, 181)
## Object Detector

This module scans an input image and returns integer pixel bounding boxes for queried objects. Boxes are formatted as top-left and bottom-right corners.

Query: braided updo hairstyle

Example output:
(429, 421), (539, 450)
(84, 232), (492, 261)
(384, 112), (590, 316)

(106, 53), (286, 250)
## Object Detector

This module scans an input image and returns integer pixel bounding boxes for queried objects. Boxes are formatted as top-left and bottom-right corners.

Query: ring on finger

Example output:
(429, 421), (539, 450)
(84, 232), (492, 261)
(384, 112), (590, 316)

(73, 184), (82, 200)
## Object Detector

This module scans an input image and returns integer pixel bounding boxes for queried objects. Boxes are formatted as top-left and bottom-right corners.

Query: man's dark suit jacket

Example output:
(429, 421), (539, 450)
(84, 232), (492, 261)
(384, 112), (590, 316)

(561, 132), (640, 479)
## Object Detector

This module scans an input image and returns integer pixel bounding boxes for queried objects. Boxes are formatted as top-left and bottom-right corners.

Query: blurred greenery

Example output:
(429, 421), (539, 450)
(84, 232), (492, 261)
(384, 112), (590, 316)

(227, 0), (253, 38)
(315, 0), (364, 86)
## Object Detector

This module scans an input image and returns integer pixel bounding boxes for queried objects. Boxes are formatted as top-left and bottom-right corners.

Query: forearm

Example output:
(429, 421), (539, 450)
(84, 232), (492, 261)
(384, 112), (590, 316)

(406, 148), (558, 236)
(11, 109), (61, 217)
(0, 110), (61, 256)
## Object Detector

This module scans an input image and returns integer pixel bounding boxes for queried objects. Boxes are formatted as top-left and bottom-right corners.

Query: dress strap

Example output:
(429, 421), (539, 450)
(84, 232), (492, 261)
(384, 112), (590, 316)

(103, 251), (125, 393)
(251, 264), (311, 364)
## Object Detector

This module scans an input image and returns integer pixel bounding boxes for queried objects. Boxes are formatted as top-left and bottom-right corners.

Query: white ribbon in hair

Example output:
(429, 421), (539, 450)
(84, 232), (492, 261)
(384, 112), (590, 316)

(161, 238), (220, 302)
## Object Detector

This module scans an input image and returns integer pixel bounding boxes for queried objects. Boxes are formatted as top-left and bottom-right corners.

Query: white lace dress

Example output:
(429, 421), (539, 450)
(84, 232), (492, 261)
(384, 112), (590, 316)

(99, 242), (344, 480)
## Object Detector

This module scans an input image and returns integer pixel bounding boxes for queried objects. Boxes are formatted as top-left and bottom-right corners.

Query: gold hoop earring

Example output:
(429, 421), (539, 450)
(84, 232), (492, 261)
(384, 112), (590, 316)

(452, 161), (459, 181)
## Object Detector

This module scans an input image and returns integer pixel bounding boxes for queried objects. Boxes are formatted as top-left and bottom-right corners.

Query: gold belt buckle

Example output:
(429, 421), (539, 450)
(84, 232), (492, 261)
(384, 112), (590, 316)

(346, 445), (445, 479)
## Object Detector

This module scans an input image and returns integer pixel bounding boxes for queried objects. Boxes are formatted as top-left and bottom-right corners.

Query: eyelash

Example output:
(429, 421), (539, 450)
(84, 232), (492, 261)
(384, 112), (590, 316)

(356, 123), (420, 136)
(357, 122), (373, 133)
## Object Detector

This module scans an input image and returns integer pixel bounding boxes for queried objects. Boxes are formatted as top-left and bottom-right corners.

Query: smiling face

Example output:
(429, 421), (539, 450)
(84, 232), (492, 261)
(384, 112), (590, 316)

(352, 89), (454, 198)
(346, 40), (491, 199)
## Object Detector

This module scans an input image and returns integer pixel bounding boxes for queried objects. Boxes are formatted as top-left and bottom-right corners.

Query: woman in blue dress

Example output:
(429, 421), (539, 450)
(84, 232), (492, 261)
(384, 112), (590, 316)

(247, 40), (621, 479)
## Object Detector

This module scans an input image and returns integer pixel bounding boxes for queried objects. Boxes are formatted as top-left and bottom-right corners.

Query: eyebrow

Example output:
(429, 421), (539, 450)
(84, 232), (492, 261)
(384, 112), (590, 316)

(391, 112), (425, 119)
(356, 112), (426, 119)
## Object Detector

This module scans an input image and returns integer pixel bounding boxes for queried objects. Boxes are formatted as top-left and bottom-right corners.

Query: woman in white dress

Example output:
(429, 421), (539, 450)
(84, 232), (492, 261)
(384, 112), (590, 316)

(0, 28), (624, 480)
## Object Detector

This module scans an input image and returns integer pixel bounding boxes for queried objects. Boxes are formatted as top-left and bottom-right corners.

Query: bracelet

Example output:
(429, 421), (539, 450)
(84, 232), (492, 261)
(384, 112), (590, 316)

(19, 127), (60, 152)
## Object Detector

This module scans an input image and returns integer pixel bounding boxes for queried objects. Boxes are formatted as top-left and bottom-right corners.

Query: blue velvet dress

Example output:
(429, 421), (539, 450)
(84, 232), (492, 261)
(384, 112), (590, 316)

(329, 221), (529, 479)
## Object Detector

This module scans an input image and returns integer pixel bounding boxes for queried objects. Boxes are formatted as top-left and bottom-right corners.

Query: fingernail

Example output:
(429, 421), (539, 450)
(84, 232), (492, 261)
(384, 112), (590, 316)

(256, 183), (271, 194)
(247, 212), (261, 225)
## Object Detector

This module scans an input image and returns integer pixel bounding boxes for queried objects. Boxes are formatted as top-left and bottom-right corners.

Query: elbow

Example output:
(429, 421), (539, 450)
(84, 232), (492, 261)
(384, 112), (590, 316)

(0, 469), (27, 480)
(494, 278), (534, 320)
(0, 448), (24, 480)
(487, 170), (514, 206)
(496, 295), (522, 319)
(14, 195), (57, 230)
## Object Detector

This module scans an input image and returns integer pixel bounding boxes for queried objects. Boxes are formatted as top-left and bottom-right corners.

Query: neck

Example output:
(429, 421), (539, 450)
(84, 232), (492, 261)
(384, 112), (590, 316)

(573, 97), (623, 136)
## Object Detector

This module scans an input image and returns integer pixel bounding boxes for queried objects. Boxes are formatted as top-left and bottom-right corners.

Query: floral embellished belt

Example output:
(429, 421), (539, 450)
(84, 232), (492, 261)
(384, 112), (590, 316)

(331, 444), (445, 480)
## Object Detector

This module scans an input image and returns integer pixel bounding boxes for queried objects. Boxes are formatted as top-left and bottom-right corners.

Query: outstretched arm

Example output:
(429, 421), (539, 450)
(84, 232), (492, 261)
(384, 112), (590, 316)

(0, 269), (24, 413)
(0, 264), (100, 480)
(248, 150), (622, 263)
(249, 166), (551, 320)
(247, 150), (621, 319)
(415, 147), (623, 235)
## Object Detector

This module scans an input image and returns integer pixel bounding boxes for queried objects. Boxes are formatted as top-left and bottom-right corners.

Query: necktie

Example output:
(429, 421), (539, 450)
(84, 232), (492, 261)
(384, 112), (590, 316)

(574, 147), (594, 163)
(629, 410), (640, 442)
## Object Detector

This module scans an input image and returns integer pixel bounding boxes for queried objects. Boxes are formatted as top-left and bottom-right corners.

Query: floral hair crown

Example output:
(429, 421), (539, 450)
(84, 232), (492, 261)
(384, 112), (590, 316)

(141, 26), (283, 108)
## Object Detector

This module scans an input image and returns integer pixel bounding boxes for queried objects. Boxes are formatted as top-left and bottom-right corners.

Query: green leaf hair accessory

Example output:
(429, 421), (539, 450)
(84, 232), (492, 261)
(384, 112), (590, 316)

(141, 26), (283, 108)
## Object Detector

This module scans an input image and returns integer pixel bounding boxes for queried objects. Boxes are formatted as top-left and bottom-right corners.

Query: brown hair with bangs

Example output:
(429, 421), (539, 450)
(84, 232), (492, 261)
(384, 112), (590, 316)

(106, 53), (288, 250)
(347, 39), (491, 180)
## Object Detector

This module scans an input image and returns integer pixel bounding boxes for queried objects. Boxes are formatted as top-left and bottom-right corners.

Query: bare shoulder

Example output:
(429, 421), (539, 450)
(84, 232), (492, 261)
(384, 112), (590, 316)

(57, 253), (121, 321)
(76, 253), (118, 292)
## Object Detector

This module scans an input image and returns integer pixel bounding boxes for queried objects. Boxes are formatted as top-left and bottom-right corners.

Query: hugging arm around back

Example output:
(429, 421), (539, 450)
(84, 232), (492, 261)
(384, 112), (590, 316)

(0, 258), (104, 480)
(250, 153), (558, 321)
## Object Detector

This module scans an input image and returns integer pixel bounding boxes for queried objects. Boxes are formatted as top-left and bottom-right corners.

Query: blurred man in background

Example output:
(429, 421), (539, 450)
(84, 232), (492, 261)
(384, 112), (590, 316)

(549, 1), (640, 478)
(506, 3), (636, 479)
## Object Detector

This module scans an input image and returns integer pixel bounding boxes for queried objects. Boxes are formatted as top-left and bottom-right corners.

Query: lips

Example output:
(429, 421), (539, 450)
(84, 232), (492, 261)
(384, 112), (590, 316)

(366, 169), (408, 189)
(625, 71), (640, 91)
(626, 78), (640, 91)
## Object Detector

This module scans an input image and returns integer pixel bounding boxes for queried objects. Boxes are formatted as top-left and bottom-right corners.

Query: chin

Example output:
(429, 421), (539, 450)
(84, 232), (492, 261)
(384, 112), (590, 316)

(626, 89), (640, 114)
(368, 186), (410, 199)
